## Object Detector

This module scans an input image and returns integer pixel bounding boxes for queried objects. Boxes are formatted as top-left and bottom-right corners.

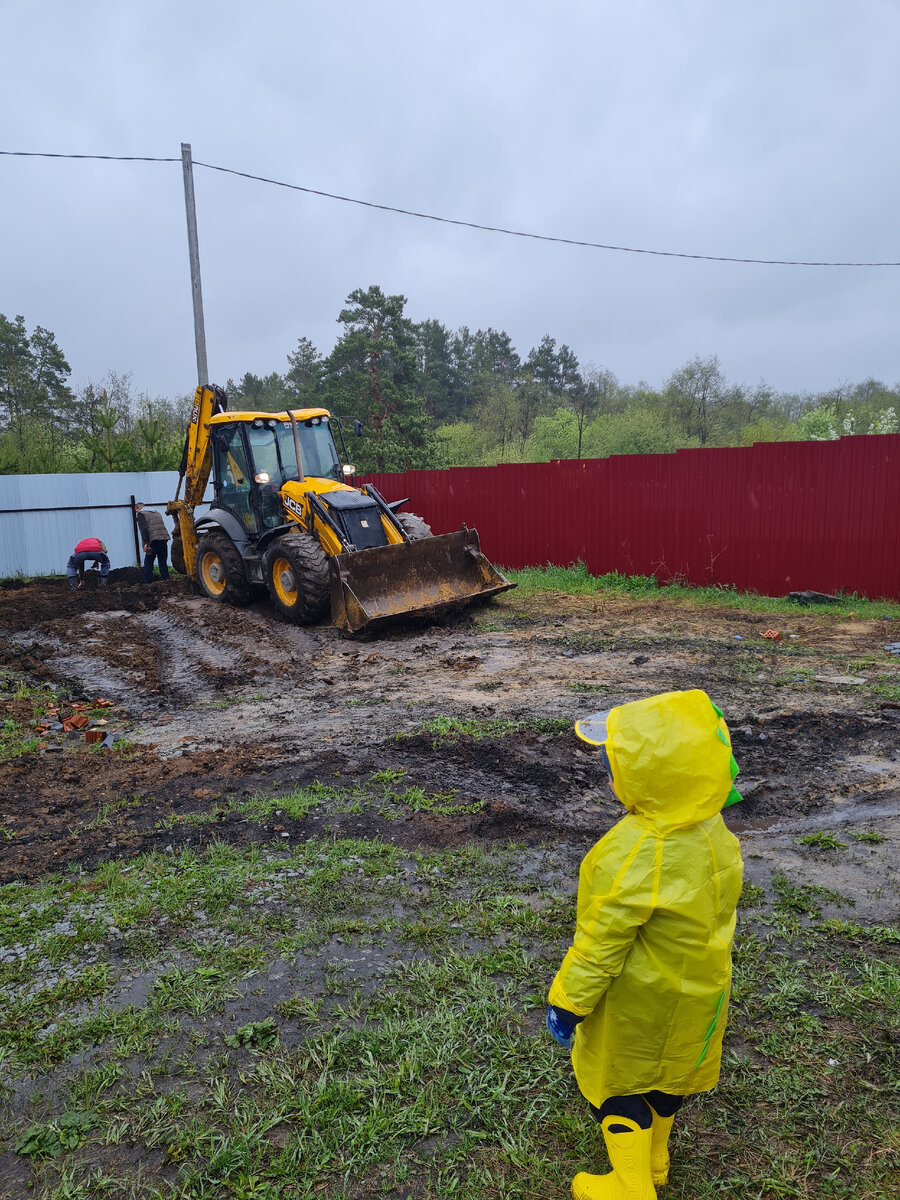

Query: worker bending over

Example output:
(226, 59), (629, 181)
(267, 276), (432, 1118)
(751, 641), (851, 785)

(66, 537), (110, 590)
(547, 689), (744, 1199)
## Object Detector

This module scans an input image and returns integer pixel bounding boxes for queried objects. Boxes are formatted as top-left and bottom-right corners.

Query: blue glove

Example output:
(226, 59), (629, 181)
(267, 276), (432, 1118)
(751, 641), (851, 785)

(546, 1004), (584, 1049)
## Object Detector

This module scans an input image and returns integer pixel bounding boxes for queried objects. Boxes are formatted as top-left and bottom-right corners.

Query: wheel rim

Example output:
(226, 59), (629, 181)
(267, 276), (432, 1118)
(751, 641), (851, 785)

(200, 551), (226, 597)
(271, 556), (298, 607)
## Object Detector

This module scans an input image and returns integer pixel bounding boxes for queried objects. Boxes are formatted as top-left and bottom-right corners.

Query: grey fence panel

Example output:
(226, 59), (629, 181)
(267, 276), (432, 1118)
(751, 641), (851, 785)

(0, 472), (212, 579)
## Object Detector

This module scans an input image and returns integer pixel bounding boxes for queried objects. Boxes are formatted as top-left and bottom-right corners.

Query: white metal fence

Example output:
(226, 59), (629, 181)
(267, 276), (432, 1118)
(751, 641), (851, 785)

(0, 471), (212, 578)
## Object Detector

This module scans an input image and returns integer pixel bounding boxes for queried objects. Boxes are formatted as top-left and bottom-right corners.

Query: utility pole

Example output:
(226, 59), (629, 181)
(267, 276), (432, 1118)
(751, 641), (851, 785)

(181, 142), (209, 387)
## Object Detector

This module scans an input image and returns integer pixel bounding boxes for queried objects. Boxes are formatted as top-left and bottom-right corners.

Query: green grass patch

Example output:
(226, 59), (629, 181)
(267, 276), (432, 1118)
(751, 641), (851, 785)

(499, 560), (900, 618)
(2, 840), (898, 1198)
(400, 714), (570, 743)
(796, 831), (848, 850)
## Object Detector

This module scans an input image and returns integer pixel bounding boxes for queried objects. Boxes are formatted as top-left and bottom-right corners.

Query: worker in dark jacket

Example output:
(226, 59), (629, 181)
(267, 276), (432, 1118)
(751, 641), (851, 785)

(67, 537), (110, 589)
(135, 503), (171, 583)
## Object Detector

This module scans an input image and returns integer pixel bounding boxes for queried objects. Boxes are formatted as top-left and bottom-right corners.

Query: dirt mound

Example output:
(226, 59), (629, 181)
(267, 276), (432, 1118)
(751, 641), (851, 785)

(0, 574), (187, 635)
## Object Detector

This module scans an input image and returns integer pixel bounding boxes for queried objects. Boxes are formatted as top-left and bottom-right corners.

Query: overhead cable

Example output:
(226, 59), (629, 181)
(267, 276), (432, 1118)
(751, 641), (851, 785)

(2, 148), (898, 268)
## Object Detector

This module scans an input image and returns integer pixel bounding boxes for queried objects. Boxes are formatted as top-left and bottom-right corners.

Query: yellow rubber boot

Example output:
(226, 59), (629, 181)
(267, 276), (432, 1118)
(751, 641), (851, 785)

(647, 1107), (675, 1187)
(571, 1116), (657, 1200)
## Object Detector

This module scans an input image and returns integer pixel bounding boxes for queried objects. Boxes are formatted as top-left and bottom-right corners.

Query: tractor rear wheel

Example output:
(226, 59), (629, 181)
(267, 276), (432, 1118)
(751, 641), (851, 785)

(170, 533), (186, 575)
(396, 512), (432, 541)
(265, 533), (330, 624)
(195, 533), (251, 607)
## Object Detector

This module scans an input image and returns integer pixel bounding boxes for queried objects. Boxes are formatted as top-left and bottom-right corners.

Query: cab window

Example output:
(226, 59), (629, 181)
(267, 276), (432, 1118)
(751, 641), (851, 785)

(213, 425), (255, 531)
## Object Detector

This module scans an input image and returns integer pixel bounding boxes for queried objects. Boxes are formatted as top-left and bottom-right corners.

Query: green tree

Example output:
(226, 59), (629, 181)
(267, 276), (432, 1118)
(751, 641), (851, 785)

(230, 371), (288, 412)
(471, 327), (520, 383)
(79, 389), (132, 470)
(415, 319), (457, 422)
(525, 335), (581, 398)
(476, 380), (521, 461)
(323, 285), (437, 472)
(128, 400), (183, 470)
(524, 406), (580, 461)
(584, 407), (689, 457)
(664, 355), (738, 445)
(511, 371), (553, 451)
(435, 421), (491, 467)
(0, 314), (73, 463)
(567, 366), (621, 458)
(284, 337), (324, 406)
(448, 326), (477, 419)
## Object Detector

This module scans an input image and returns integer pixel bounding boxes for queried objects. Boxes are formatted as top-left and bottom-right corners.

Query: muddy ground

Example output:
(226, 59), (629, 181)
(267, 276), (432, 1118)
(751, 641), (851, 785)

(1, 572), (899, 919)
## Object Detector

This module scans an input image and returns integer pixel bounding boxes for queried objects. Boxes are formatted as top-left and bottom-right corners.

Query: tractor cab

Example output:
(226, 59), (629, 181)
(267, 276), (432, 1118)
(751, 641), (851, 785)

(208, 410), (346, 535)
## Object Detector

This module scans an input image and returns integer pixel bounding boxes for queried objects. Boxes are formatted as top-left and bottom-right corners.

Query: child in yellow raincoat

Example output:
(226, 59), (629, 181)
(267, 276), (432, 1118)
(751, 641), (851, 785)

(547, 689), (744, 1199)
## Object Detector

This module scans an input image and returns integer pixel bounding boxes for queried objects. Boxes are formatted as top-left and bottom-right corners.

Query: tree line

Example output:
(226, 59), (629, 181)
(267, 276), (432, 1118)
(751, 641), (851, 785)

(1, 290), (898, 476)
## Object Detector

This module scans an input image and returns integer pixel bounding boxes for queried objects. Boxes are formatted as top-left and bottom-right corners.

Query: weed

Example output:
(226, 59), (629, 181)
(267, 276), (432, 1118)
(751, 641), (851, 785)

(738, 881), (765, 908)
(772, 872), (853, 919)
(224, 1018), (278, 1050)
(15, 1110), (97, 1157)
(851, 830), (885, 844)
(370, 767), (407, 787)
(0, 715), (40, 761)
(236, 784), (332, 822)
(400, 714), (569, 743)
(392, 784), (483, 816)
(206, 692), (263, 710)
(796, 831), (847, 850)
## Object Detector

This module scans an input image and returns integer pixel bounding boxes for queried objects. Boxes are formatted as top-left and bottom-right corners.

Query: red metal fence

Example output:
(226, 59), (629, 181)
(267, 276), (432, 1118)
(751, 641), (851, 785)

(363, 434), (900, 601)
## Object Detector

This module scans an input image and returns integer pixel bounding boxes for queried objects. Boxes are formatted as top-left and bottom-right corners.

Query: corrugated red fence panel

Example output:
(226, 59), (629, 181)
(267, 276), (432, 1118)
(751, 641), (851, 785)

(361, 433), (900, 600)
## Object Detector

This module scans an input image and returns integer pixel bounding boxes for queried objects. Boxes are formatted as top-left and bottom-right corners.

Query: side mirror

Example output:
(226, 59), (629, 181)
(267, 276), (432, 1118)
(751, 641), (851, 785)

(353, 420), (363, 437)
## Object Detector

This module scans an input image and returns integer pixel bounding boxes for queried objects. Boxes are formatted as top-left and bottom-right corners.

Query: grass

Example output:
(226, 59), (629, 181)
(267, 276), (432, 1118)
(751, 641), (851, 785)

(500, 561), (900, 619)
(796, 831), (848, 850)
(0, 715), (40, 761)
(399, 715), (571, 743)
(1, 839), (897, 1198)
(0, 675), (61, 762)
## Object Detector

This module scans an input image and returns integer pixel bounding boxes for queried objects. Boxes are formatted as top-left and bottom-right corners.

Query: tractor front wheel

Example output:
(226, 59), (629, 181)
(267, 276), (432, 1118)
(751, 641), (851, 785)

(265, 533), (330, 624)
(396, 511), (432, 541)
(195, 533), (251, 607)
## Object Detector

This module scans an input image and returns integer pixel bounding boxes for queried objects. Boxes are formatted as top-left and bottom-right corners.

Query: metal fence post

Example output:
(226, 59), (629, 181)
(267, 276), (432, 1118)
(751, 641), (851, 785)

(130, 495), (140, 566)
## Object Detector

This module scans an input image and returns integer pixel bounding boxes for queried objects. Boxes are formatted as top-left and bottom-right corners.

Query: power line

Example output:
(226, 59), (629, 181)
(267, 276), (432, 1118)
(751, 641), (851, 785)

(0, 151), (178, 163)
(2, 148), (898, 269)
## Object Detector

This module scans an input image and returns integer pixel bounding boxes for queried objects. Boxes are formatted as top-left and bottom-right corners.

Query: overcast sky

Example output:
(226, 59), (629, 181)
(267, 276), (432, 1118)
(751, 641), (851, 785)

(3, 1), (899, 404)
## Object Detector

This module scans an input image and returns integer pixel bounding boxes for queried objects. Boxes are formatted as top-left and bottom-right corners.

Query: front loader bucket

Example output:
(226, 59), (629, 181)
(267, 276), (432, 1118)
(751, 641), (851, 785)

(329, 527), (515, 634)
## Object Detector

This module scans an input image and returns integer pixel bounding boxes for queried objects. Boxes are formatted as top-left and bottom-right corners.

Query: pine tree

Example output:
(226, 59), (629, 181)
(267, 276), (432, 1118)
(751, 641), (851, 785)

(324, 285), (437, 472)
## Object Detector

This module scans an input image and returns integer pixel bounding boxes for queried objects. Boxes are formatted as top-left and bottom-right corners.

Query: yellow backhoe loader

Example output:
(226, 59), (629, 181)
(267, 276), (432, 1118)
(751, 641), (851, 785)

(167, 384), (514, 633)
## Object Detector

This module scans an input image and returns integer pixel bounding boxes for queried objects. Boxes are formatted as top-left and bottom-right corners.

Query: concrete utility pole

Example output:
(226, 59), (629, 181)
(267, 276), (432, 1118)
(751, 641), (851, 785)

(181, 142), (209, 387)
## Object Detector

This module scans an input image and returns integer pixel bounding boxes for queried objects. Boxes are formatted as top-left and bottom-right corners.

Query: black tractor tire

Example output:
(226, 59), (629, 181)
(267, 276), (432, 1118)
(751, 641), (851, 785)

(396, 511), (432, 541)
(265, 532), (330, 624)
(194, 532), (251, 607)
(170, 533), (186, 575)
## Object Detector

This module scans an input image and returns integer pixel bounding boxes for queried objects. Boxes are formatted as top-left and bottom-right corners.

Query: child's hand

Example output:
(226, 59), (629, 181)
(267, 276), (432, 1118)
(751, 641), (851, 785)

(545, 1004), (583, 1049)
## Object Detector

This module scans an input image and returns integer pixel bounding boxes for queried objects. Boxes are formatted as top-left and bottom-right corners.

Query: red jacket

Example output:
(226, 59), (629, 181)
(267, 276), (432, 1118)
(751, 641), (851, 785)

(74, 538), (106, 554)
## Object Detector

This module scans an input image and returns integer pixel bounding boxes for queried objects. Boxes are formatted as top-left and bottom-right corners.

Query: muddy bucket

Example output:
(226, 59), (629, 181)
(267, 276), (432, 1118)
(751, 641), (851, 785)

(329, 527), (515, 634)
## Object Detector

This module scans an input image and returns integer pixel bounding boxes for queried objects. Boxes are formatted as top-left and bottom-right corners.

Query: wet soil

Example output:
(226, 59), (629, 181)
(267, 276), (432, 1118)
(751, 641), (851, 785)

(1, 575), (899, 916)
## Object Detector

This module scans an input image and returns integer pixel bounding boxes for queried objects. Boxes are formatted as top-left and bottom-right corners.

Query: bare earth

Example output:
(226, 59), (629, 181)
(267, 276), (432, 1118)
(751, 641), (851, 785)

(1, 572), (898, 920)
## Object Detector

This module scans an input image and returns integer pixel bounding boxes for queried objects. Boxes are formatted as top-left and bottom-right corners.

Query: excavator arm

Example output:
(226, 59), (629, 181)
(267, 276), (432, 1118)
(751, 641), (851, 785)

(167, 384), (227, 578)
